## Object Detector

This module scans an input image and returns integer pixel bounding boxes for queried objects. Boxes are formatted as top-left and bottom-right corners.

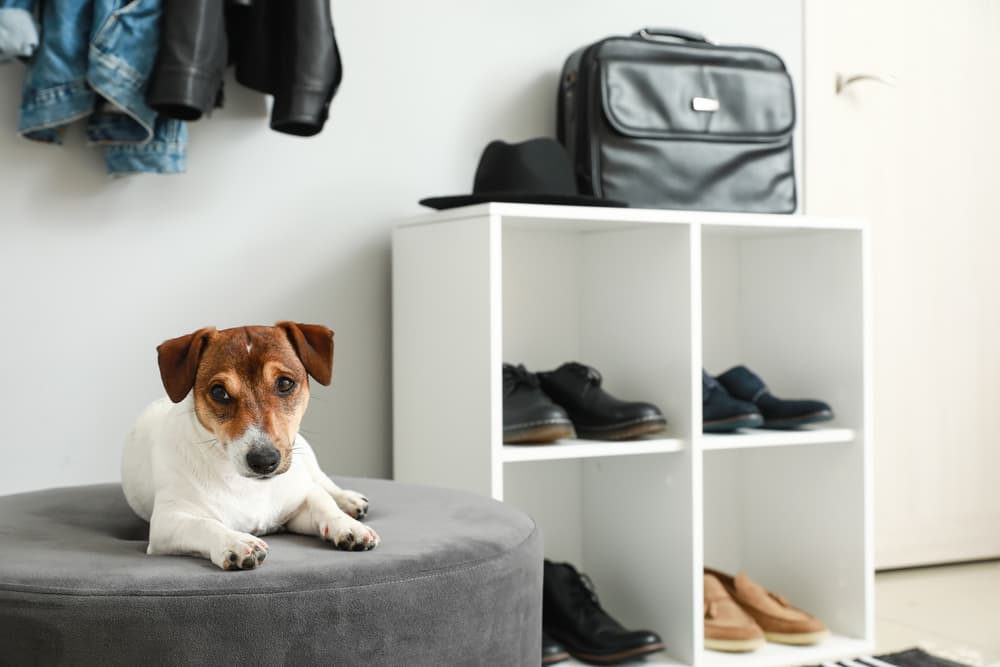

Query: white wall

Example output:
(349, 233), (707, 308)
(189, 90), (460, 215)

(0, 0), (801, 495)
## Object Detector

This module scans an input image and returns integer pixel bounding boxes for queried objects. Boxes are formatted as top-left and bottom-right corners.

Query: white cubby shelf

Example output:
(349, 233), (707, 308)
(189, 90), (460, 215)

(502, 437), (684, 462)
(701, 427), (855, 451)
(392, 203), (873, 667)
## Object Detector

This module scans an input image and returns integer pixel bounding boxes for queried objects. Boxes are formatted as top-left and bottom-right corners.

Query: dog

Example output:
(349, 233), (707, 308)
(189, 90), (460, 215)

(121, 322), (379, 570)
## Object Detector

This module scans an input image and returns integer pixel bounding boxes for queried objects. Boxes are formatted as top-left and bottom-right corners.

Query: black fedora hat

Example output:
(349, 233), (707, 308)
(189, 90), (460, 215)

(419, 138), (626, 210)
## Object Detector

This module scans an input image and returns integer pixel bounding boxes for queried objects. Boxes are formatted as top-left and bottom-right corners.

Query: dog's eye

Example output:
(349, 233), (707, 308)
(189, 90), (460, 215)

(275, 377), (295, 395)
(209, 384), (232, 404)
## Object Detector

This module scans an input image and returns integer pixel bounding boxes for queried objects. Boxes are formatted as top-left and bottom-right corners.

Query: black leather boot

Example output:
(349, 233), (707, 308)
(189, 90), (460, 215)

(503, 364), (575, 443)
(543, 560), (665, 664)
(537, 363), (666, 440)
(542, 631), (571, 665)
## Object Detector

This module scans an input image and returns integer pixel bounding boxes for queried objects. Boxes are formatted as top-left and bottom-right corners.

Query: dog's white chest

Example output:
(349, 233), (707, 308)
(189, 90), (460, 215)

(211, 467), (310, 535)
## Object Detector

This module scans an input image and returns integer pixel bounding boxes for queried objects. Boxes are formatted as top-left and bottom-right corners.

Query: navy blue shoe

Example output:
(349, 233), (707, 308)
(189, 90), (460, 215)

(716, 366), (833, 429)
(703, 370), (764, 433)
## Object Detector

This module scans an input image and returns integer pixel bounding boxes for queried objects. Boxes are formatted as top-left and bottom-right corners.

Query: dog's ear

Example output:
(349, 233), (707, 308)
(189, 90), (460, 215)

(157, 327), (217, 402)
(277, 322), (334, 385)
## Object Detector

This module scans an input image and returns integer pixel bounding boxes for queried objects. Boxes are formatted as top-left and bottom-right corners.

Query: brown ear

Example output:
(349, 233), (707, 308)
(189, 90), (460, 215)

(156, 327), (216, 403)
(277, 321), (334, 385)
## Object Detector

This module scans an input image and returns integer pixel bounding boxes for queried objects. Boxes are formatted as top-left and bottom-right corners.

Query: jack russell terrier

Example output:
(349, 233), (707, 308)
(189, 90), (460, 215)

(122, 322), (379, 570)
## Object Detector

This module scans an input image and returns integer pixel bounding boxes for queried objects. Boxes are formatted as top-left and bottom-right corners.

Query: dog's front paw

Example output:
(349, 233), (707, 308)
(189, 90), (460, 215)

(334, 489), (369, 520)
(320, 517), (380, 552)
(213, 534), (269, 571)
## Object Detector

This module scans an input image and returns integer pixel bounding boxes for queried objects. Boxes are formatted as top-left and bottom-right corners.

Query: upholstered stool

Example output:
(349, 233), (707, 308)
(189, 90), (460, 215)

(0, 478), (541, 666)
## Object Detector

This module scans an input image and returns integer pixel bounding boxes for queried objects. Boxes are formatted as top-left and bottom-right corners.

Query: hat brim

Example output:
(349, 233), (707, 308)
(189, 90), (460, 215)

(419, 192), (627, 210)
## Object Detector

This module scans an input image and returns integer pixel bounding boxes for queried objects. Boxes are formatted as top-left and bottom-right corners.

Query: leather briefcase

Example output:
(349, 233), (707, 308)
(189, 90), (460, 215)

(558, 28), (797, 213)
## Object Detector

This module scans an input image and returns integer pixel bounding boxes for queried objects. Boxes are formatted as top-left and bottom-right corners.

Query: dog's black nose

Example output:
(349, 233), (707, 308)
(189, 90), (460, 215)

(246, 446), (281, 475)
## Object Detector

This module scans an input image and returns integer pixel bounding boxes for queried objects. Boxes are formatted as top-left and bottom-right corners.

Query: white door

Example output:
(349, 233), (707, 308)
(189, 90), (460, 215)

(804, 0), (1000, 568)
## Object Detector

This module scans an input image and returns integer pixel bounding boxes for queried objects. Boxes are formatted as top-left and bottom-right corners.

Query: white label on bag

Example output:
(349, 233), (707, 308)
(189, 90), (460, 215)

(692, 97), (720, 112)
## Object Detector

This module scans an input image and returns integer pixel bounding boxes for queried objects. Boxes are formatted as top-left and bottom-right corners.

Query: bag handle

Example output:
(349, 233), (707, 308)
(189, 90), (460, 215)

(633, 27), (709, 43)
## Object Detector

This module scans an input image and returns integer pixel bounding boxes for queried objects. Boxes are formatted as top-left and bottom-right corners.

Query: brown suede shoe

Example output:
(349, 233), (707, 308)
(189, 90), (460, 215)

(704, 572), (765, 652)
(705, 568), (830, 645)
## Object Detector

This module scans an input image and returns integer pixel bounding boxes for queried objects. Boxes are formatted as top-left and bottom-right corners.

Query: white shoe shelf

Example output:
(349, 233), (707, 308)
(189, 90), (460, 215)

(392, 203), (874, 667)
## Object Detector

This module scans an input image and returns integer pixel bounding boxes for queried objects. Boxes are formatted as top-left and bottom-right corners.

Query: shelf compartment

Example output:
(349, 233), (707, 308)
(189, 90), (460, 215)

(701, 428), (854, 451)
(503, 437), (684, 462)
(501, 222), (694, 441)
(699, 634), (873, 667)
(702, 444), (871, 666)
(504, 452), (697, 665)
(700, 227), (865, 445)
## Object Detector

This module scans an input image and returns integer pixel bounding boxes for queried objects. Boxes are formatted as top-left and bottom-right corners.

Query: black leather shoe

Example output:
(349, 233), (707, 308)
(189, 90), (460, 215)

(542, 631), (571, 665)
(716, 366), (833, 429)
(543, 560), (666, 664)
(703, 370), (764, 433)
(503, 364), (575, 443)
(537, 363), (666, 440)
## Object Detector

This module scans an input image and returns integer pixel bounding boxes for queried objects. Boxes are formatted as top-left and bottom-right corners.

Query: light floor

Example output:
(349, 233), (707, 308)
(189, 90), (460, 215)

(875, 560), (1000, 666)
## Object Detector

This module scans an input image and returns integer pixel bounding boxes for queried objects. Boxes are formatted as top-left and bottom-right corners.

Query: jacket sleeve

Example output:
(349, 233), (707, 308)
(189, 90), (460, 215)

(0, 0), (38, 63)
(147, 0), (227, 120)
(231, 0), (343, 137)
(270, 0), (343, 136)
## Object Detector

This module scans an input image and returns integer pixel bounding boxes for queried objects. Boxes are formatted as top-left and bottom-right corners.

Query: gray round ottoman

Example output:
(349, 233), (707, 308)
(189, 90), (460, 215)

(0, 478), (541, 666)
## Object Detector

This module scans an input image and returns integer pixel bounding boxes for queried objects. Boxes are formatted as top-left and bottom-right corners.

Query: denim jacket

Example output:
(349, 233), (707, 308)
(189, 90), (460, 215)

(0, 0), (186, 174)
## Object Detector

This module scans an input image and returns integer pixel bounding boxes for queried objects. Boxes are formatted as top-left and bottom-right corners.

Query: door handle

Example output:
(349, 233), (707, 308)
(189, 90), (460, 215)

(835, 73), (897, 95)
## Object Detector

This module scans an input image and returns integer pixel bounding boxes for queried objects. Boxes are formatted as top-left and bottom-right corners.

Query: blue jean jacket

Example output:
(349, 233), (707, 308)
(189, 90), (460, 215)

(0, 0), (186, 174)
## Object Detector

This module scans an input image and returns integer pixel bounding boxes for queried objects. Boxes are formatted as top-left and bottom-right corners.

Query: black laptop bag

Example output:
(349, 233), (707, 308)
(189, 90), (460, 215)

(558, 28), (797, 213)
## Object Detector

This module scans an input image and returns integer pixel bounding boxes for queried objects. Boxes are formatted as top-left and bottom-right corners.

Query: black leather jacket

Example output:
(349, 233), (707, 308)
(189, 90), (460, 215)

(147, 0), (342, 137)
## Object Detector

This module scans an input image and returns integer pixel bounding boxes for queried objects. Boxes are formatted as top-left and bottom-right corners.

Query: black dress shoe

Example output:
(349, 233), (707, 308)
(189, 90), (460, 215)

(503, 364), (575, 443)
(543, 560), (666, 665)
(542, 631), (571, 665)
(702, 370), (764, 433)
(537, 363), (666, 440)
(716, 366), (833, 429)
